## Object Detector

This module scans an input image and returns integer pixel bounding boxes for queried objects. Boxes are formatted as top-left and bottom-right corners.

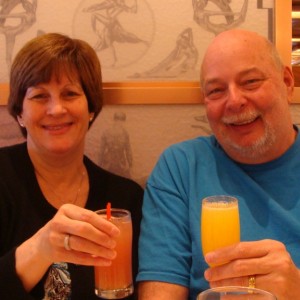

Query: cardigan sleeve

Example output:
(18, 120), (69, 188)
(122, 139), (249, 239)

(0, 248), (35, 299)
(0, 146), (37, 299)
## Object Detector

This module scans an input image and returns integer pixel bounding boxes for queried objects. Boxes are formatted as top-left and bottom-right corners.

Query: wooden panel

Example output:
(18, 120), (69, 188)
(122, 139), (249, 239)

(0, 84), (9, 105)
(293, 66), (300, 86)
(293, 0), (300, 11)
(293, 19), (300, 37)
(0, 82), (202, 105)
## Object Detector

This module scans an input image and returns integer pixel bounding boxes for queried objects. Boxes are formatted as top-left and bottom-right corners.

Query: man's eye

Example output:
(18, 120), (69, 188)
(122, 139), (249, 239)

(205, 88), (225, 100)
(246, 79), (258, 84)
(208, 88), (222, 95)
(243, 78), (263, 89)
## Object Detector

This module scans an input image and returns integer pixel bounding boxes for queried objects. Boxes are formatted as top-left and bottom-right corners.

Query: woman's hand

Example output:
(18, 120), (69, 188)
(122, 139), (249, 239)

(37, 204), (120, 265)
(15, 204), (120, 291)
(204, 239), (300, 300)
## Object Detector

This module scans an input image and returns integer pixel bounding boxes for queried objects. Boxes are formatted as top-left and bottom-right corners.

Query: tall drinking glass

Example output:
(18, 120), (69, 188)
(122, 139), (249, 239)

(197, 286), (277, 299)
(201, 195), (240, 264)
(94, 208), (133, 299)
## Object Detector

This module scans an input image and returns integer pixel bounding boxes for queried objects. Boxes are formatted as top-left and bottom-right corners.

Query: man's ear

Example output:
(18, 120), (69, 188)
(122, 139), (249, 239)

(283, 66), (294, 103)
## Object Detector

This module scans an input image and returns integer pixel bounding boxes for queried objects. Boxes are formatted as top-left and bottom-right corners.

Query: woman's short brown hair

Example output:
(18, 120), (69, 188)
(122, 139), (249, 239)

(8, 33), (103, 136)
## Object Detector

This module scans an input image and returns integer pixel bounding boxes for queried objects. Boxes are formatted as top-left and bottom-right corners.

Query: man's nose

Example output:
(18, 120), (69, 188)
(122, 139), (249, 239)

(226, 85), (247, 110)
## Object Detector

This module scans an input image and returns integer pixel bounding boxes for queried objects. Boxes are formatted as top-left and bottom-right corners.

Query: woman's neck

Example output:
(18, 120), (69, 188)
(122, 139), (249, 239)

(28, 146), (89, 209)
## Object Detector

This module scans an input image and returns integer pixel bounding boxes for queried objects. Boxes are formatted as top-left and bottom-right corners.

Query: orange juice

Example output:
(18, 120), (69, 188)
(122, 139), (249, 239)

(201, 196), (240, 259)
(95, 209), (133, 299)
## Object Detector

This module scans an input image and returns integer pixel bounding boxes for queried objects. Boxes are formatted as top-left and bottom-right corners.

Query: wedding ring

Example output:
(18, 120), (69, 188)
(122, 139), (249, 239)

(64, 234), (72, 251)
(248, 275), (256, 288)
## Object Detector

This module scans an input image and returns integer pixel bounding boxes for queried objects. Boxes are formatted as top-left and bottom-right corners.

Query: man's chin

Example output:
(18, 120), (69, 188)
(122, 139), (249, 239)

(227, 139), (271, 159)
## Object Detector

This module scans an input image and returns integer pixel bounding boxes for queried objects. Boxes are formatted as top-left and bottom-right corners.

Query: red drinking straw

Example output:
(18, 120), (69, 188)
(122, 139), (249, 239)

(106, 202), (111, 220)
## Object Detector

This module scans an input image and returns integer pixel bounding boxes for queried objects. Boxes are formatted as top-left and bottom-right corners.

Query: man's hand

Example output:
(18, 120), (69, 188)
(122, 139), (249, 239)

(204, 239), (300, 299)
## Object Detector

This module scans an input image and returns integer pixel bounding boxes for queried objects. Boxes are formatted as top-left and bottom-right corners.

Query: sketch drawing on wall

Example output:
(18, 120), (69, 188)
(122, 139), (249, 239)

(126, 0), (251, 80)
(130, 28), (199, 78)
(192, 114), (212, 135)
(0, 106), (24, 147)
(192, 0), (248, 36)
(0, 0), (274, 84)
(78, 0), (153, 68)
(0, 0), (37, 70)
(98, 111), (133, 178)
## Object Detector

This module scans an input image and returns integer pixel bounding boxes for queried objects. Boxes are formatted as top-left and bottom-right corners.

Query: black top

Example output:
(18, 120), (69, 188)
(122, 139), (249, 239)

(0, 142), (143, 299)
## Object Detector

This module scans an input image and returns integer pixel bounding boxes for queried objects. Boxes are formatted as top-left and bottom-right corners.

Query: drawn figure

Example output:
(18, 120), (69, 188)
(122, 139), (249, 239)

(0, 0), (37, 70)
(0, 108), (25, 147)
(192, 0), (248, 35)
(99, 111), (133, 178)
(191, 114), (212, 135)
(83, 0), (148, 66)
(131, 28), (198, 78)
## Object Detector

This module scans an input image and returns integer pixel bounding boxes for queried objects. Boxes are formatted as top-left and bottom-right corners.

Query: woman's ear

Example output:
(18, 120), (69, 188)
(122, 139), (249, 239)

(17, 115), (25, 127)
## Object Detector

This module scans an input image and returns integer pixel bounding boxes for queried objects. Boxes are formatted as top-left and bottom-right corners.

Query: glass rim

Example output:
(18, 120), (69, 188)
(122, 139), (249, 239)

(198, 286), (276, 298)
(202, 195), (238, 203)
(95, 208), (131, 218)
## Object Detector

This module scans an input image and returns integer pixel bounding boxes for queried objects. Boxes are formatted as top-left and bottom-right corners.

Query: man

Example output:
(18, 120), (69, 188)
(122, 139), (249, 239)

(137, 29), (300, 300)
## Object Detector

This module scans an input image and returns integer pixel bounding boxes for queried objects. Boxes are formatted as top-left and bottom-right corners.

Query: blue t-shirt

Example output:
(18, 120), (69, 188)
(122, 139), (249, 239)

(137, 134), (300, 300)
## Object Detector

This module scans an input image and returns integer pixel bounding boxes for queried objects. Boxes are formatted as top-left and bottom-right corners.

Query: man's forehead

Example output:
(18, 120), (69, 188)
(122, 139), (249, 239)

(204, 67), (264, 82)
(205, 30), (267, 57)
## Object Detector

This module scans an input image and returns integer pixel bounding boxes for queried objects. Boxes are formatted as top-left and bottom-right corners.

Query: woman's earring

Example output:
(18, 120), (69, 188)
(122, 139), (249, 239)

(17, 115), (25, 127)
(89, 113), (95, 122)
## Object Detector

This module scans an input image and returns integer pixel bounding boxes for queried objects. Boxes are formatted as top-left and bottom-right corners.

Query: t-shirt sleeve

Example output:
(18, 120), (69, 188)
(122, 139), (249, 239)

(137, 147), (191, 288)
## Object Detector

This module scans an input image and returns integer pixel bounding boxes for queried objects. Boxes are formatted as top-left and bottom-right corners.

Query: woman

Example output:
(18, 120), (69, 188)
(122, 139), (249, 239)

(0, 33), (143, 299)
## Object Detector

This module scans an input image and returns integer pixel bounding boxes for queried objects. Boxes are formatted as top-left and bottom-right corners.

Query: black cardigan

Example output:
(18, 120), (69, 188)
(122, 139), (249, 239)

(0, 142), (143, 299)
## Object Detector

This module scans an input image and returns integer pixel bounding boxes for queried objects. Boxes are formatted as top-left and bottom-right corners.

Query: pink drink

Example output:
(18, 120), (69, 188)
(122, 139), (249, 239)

(95, 209), (133, 299)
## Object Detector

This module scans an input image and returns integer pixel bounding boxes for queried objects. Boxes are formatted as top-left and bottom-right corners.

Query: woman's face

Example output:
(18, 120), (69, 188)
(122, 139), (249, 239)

(17, 72), (93, 156)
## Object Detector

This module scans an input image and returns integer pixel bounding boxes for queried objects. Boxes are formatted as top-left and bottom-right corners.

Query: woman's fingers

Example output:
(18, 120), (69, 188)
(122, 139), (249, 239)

(40, 204), (122, 264)
(62, 204), (120, 237)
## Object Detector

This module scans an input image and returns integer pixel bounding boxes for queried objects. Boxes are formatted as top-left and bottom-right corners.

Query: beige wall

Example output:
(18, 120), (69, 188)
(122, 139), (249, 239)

(2, 103), (300, 188)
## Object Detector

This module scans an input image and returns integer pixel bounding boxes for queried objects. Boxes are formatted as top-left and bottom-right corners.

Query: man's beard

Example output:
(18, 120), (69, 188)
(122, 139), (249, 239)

(221, 122), (276, 160)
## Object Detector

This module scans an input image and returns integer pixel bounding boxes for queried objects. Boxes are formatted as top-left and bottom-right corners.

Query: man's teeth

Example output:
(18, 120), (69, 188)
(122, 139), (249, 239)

(231, 117), (258, 125)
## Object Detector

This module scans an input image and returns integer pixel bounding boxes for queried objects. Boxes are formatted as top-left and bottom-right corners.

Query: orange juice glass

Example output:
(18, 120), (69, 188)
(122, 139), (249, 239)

(197, 286), (277, 299)
(201, 195), (240, 264)
(95, 209), (133, 299)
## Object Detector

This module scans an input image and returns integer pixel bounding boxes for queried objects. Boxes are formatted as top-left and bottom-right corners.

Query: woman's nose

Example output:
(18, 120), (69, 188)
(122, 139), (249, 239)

(46, 97), (67, 115)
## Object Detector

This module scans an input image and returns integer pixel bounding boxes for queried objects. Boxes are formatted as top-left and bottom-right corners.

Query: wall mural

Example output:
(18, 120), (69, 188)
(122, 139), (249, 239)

(0, 0), (278, 186)
(0, 0), (274, 82)
(3, 101), (300, 189)
(0, 0), (37, 72)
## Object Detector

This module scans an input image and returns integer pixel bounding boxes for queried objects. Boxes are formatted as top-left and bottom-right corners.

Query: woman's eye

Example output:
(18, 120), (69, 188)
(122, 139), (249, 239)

(63, 90), (81, 99)
(28, 93), (48, 100)
(66, 91), (77, 97)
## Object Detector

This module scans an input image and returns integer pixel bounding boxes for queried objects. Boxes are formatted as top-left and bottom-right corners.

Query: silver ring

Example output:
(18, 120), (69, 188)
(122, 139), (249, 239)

(64, 234), (72, 251)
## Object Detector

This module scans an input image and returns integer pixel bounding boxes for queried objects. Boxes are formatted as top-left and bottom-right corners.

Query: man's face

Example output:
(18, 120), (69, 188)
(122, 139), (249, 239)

(201, 31), (294, 164)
